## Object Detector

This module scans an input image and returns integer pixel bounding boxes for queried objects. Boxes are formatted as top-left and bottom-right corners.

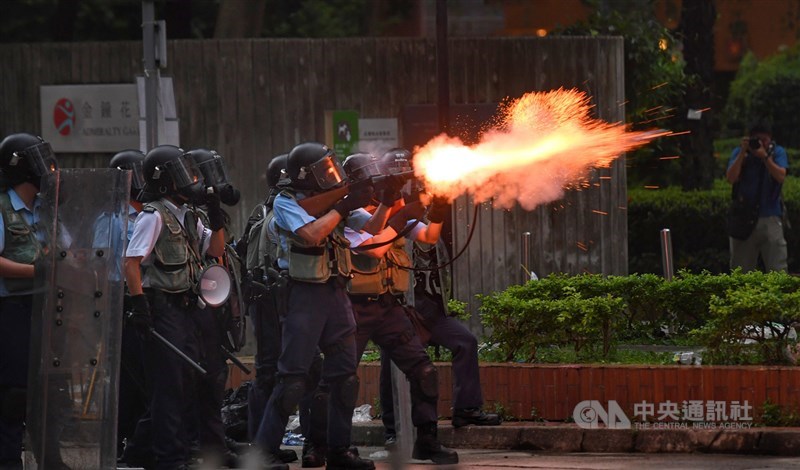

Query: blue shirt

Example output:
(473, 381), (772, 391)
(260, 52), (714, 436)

(272, 192), (365, 269)
(728, 144), (788, 217)
(0, 189), (43, 296)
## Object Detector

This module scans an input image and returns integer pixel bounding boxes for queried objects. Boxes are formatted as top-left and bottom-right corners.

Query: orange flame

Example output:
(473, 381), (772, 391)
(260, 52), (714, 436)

(413, 88), (669, 210)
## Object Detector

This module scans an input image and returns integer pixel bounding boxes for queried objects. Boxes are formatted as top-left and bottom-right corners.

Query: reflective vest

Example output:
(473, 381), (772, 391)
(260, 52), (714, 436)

(0, 191), (42, 293)
(276, 190), (352, 283)
(142, 200), (202, 293)
(349, 238), (411, 296)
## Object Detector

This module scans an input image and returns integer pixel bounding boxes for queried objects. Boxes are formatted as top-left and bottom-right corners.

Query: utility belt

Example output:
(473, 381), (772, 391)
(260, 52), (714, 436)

(144, 288), (197, 311)
(349, 291), (402, 308)
(0, 294), (33, 306)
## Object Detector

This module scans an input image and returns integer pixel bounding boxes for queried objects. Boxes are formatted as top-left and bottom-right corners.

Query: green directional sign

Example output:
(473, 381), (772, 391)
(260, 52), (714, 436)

(327, 109), (359, 158)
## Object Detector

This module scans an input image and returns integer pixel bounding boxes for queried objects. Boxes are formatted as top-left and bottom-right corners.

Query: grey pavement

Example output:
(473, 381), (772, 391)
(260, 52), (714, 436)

(278, 447), (800, 470)
(351, 421), (800, 456)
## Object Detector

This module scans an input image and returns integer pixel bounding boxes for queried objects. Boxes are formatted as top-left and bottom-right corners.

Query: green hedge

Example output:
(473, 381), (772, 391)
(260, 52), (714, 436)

(628, 177), (800, 274)
(477, 270), (800, 365)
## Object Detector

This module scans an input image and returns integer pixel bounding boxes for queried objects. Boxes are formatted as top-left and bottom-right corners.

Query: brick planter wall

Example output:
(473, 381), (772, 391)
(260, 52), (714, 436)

(227, 361), (800, 421)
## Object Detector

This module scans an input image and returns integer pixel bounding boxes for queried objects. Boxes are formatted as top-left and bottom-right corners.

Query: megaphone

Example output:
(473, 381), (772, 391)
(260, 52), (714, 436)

(197, 264), (232, 308)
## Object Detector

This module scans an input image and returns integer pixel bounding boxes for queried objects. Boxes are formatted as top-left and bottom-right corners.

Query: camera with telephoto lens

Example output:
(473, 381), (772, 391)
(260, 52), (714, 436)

(749, 137), (762, 150)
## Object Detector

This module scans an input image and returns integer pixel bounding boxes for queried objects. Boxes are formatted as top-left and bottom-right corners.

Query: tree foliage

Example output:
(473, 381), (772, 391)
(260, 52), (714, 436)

(723, 45), (800, 148)
(554, 0), (686, 127)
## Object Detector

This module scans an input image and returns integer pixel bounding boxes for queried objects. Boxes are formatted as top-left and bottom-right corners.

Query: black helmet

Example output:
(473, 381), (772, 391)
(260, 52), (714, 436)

(185, 148), (240, 206)
(267, 154), (288, 188)
(0, 133), (58, 189)
(380, 148), (413, 175)
(286, 142), (345, 191)
(142, 144), (205, 202)
(109, 149), (145, 201)
(343, 153), (381, 183)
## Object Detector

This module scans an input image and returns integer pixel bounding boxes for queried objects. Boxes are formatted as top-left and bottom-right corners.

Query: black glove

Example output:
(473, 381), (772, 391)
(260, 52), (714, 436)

(334, 184), (375, 218)
(427, 195), (450, 224)
(380, 174), (407, 206)
(126, 294), (153, 336)
(387, 201), (425, 233)
(380, 188), (401, 206)
(205, 191), (226, 231)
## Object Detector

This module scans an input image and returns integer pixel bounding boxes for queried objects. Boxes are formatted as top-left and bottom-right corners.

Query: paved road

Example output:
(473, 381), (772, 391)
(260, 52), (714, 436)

(275, 447), (800, 470)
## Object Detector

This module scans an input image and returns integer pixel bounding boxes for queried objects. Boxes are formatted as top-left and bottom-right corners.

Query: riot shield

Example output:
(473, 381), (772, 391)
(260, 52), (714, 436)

(25, 168), (130, 469)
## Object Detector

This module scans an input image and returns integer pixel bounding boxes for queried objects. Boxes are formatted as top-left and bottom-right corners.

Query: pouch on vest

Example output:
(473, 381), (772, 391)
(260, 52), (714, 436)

(386, 242), (411, 295)
(288, 244), (331, 283)
(348, 254), (387, 295)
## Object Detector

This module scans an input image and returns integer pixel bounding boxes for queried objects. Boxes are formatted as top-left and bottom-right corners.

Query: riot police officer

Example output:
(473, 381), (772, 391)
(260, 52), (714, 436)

(124, 144), (230, 470)
(253, 142), (375, 470)
(108, 149), (150, 460)
(0, 133), (60, 469)
(341, 152), (458, 464)
(377, 149), (501, 444)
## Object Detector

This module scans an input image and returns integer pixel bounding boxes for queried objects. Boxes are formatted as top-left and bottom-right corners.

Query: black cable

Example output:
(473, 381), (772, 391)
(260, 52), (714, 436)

(398, 202), (480, 273)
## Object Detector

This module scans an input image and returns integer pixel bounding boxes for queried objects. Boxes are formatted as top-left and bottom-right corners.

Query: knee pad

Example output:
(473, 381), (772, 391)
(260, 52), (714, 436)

(255, 374), (276, 399)
(306, 354), (323, 388)
(411, 363), (438, 401)
(331, 374), (359, 410)
(310, 388), (329, 416)
(277, 377), (306, 417)
(0, 387), (27, 423)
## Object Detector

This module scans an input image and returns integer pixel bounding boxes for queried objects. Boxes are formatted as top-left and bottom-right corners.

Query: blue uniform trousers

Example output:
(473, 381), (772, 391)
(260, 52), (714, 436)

(0, 295), (32, 463)
(255, 279), (357, 452)
(351, 294), (438, 426)
(247, 295), (326, 446)
(144, 291), (227, 470)
(380, 291), (482, 435)
(246, 298), (281, 439)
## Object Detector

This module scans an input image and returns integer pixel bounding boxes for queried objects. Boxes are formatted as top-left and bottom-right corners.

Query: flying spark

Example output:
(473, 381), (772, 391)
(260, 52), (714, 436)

(413, 88), (668, 210)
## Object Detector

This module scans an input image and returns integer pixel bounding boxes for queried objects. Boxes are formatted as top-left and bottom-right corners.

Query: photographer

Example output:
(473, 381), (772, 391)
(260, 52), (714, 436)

(726, 121), (788, 272)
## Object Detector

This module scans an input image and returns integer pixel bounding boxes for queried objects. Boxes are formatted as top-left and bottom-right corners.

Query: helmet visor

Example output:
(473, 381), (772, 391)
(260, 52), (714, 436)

(195, 153), (230, 187)
(14, 142), (58, 177)
(129, 160), (146, 192)
(309, 154), (346, 190)
(349, 160), (382, 183)
(161, 154), (203, 189)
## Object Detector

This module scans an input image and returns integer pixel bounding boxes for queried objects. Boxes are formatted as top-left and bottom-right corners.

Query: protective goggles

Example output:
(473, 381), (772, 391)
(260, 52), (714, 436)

(11, 141), (58, 177)
(194, 151), (230, 187)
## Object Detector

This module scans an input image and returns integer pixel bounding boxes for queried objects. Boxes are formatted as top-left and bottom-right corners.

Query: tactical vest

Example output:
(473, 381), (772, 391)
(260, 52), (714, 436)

(0, 191), (42, 293)
(245, 206), (279, 276)
(142, 200), (202, 293)
(349, 238), (411, 296)
(276, 190), (352, 283)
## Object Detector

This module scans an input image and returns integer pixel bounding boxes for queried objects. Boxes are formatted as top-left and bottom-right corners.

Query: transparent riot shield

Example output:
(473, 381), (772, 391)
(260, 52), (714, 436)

(25, 168), (131, 469)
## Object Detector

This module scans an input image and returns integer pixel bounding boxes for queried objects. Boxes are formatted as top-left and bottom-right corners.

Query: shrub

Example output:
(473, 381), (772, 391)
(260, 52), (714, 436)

(478, 271), (800, 365)
(628, 176), (800, 274)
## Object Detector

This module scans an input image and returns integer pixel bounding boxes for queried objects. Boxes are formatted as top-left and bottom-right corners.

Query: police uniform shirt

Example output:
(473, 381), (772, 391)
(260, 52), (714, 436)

(344, 219), (425, 249)
(0, 188), (44, 297)
(126, 198), (212, 288)
(127, 204), (139, 241)
(271, 192), (366, 270)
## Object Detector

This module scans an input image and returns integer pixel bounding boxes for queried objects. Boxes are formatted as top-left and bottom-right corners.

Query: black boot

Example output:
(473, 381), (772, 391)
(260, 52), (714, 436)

(412, 423), (459, 465)
(254, 450), (290, 470)
(278, 448), (298, 463)
(325, 446), (375, 470)
(452, 407), (502, 428)
(301, 442), (326, 468)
